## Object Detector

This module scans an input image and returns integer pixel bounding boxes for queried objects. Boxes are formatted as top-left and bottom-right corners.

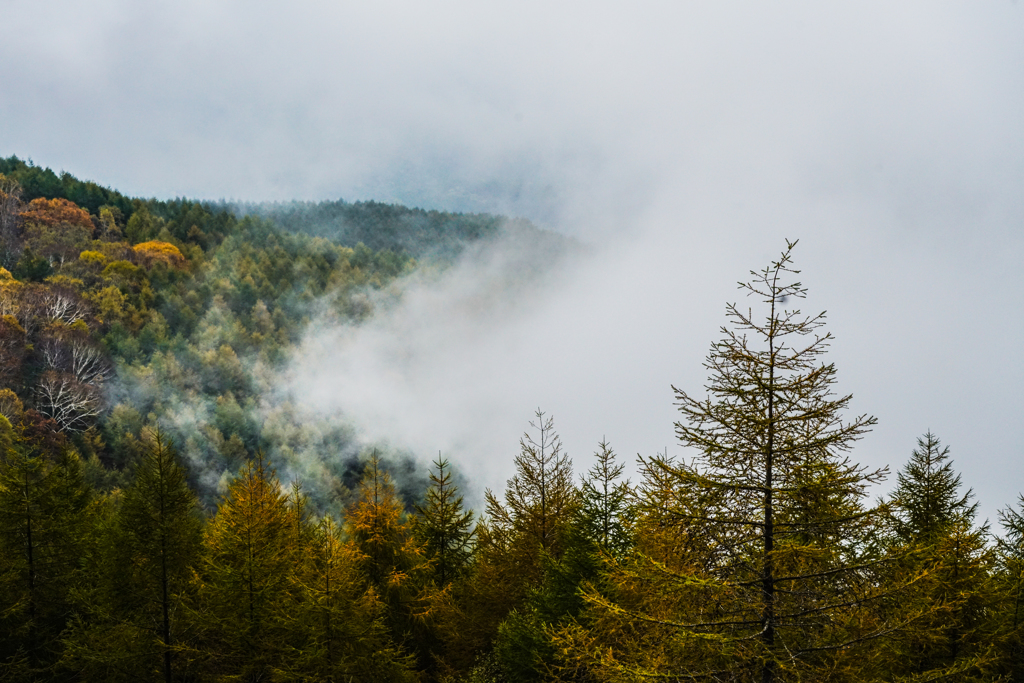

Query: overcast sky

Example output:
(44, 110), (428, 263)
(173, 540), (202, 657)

(2, 1), (1022, 521)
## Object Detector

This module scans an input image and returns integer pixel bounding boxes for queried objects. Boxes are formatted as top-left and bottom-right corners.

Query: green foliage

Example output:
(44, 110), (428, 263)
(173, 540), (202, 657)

(414, 456), (476, 587)
(61, 431), (203, 681)
(0, 437), (95, 677)
(559, 242), (895, 683)
(1, 159), (1020, 682)
(576, 439), (631, 557)
(891, 431), (979, 543)
(240, 197), (544, 259)
(881, 433), (996, 679)
(199, 451), (298, 679)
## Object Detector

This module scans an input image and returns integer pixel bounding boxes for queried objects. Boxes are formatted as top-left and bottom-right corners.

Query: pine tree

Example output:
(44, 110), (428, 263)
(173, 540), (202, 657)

(562, 241), (895, 682)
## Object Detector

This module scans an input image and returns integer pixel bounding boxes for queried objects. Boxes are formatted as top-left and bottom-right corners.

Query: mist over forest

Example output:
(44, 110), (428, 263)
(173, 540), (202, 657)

(0, 156), (1022, 681)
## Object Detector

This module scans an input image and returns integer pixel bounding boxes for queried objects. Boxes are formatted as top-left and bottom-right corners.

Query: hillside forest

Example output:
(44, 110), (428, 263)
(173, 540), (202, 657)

(0, 156), (1021, 682)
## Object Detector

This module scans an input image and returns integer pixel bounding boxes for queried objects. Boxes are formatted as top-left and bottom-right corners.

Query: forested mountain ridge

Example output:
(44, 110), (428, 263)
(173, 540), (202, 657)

(0, 155), (567, 509)
(0, 158), (1022, 682)
(0, 154), (556, 260)
(233, 199), (548, 260)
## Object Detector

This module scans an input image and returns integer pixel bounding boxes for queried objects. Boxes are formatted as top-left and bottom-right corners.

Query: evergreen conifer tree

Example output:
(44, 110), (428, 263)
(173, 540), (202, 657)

(883, 432), (995, 678)
(891, 431), (978, 543)
(995, 495), (1024, 680)
(577, 439), (631, 557)
(0, 436), (94, 677)
(413, 455), (475, 587)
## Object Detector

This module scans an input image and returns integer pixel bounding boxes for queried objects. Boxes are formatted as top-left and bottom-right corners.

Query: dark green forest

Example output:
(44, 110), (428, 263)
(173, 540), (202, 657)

(0, 157), (1022, 682)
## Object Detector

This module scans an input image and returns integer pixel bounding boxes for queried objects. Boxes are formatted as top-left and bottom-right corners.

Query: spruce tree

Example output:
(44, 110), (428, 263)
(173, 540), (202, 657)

(884, 432), (995, 678)
(413, 455), (475, 587)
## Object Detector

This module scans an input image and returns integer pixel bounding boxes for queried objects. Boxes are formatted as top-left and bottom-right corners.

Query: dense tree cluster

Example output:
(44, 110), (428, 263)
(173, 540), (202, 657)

(0, 163), (1020, 681)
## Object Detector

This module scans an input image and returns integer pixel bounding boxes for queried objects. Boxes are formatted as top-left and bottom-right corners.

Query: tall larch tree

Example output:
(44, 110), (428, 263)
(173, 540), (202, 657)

(117, 430), (203, 681)
(199, 451), (299, 680)
(345, 452), (426, 667)
(562, 241), (899, 682)
(995, 495), (1024, 680)
(473, 411), (578, 682)
(60, 431), (203, 681)
(290, 514), (416, 682)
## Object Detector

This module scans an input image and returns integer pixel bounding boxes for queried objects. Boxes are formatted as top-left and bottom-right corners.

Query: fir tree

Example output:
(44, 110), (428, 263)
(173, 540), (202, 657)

(884, 432), (995, 678)
(413, 455), (475, 587)
(577, 439), (631, 557)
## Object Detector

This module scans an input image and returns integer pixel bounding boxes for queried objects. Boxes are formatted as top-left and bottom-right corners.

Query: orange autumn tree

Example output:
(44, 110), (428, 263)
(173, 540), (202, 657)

(19, 198), (94, 230)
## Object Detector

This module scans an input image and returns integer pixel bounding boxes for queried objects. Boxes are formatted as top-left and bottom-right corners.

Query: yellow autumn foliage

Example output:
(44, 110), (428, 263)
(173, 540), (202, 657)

(133, 240), (186, 268)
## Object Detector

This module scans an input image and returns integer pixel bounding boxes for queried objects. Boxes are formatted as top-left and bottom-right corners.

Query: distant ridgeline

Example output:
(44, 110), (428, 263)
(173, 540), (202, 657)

(235, 199), (546, 260)
(0, 155), (556, 260)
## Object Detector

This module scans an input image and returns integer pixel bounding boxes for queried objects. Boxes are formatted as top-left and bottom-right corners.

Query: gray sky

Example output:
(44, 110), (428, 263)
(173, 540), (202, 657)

(2, 1), (1022, 521)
